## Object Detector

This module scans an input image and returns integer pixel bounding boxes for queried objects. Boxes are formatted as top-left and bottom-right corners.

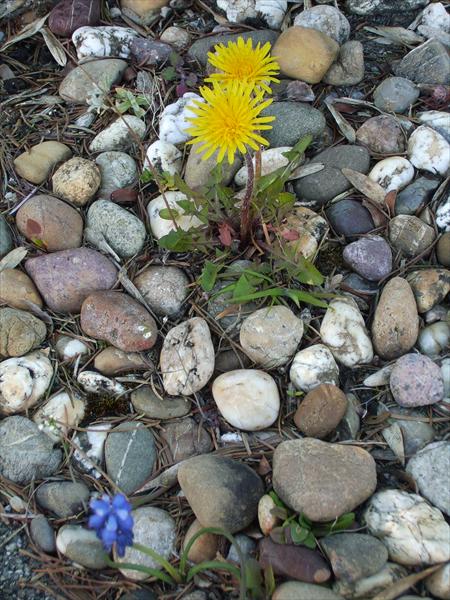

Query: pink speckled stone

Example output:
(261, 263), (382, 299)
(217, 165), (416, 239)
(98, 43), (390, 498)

(390, 353), (444, 407)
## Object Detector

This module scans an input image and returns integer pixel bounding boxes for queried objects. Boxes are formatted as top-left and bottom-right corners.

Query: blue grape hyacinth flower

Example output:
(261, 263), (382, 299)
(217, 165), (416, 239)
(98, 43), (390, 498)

(88, 493), (134, 557)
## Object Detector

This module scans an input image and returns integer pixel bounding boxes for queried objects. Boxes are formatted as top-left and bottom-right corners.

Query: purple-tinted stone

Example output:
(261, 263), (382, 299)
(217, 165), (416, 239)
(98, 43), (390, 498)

(130, 38), (172, 66)
(25, 248), (117, 314)
(259, 537), (331, 583)
(343, 235), (392, 281)
(326, 199), (375, 238)
(390, 353), (444, 407)
(49, 0), (101, 37)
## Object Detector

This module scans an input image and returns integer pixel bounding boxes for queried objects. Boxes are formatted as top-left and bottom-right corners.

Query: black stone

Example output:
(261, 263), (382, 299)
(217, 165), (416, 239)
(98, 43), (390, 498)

(326, 199), (374, 237)
(395, 177), (441, 215)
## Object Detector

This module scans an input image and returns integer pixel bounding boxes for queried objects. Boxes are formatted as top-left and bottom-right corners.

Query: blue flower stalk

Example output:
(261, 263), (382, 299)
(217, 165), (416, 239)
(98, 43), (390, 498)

(88, 493), (134, 557)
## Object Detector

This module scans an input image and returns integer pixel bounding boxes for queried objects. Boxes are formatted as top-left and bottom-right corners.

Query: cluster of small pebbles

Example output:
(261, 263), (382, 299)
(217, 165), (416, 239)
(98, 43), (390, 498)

(0, 0), (449, 599)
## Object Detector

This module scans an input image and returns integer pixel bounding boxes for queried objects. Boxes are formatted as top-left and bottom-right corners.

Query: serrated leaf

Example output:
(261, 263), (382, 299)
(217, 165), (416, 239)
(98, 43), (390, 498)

(41, 27), (67, 66)
(303, 532), (317, 549)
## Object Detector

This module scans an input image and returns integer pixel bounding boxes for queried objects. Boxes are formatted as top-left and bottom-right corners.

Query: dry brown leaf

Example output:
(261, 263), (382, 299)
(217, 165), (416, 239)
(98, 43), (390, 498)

(41, 27), (67, 66)
(342, 168), (386, 206)
(372, 564), (442, 600)
(0, 14), (49, 51)
(0, 247), (28, 272)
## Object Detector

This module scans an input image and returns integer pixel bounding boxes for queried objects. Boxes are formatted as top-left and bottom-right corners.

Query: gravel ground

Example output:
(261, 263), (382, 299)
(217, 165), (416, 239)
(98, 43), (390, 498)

(0, 520), (54, 600)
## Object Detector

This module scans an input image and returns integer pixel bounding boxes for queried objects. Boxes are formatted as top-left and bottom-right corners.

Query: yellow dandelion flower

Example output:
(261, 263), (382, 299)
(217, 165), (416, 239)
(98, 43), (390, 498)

(185, 82), (275, 165)
(206, 37), (280, 94)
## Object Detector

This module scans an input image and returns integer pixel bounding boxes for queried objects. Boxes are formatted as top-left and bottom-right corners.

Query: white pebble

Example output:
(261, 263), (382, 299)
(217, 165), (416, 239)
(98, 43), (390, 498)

(418, 322), (450, 356)
(369, 157), (414, 193)
(147, 191), (203, 240)
(72, 26), (137, 61)
(408, 125), (450, 176)
(290, 344), (339, 392)
(77, 371), (126, 395)
(144, 140), (182, 176)
(159, 93), (203, 145)
(33, 391), (85, 442)
(212, 369), (280, 431)
(55, 336), (89, 360)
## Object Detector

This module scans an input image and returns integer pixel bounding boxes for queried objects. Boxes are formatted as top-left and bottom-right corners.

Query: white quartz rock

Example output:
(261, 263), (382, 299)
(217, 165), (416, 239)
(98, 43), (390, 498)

(89, 116), (146, 153)
(212, 369), (280, 431)
(160, 317), (215, 395)
(0, 351), (53, 415)
(255, 0), (288, 29)
(418, 321), (450, 356)
(73, 422), (112, 478)
(369, 157), (415, 193)
(418, 110), (450, 143)
(419, 2), (450, 33)
(294, 5), (351, 43)
(159, 93), (203, 145)
(147, 191), (203, 240)
(239, 306), (304, 368)
(77, 371), (126, 395)
(55, 336), (89, 361)
(363, 364), (394, 387)
(33, 391), (86, 442)
(234, 147), (292, 187)
(320, 297), (373, 367)
(408, 125), (450, 176)
(144, 140), (182, 176)
(216, 0), (287, 28)
(425, 562), (450, 600)
(406, 441), (450, 516)
(72, 26), (137, 61)
(289, 343), (340, 392)
(436, 195), (450, 232)
(364, 489), (450, 565)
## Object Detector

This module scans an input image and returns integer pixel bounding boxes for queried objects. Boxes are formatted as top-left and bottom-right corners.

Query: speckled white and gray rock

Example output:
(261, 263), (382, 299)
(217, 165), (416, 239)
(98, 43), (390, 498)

(147, 191), (203, 240)
(85, 199), (146, 258)
(418, 322), (450, 356)
(389, 215), (435, 257)
(133, 265), (189, 317)
(77, 371), (126, 396)
(323, 40), (365, 86)
(161, 317), (215, 395)
(294, 5), (350, 43)
(116, 507), (177, 580)
(72, 26), (137, 61)
(36, 480), (90, 518)
(290, 344), (340, 392)
(418, 110), (450, 143)
(105, 422), (156, 494)
(160, 26), (191, 50)
(0, 351), (53, 415)
(408, 125), (450, 176)
(364, 489), (450, 565)
(320, 297), (373, 367)
(0, 416), (62, 485)
(373, 76), (420, 114)
(425, 562), (450, 600)
(212, 369), (280, 430)
(159, 93), (202, 144)
(390, 353), (444, 408)
(33, 391), (85, 442)
(406, 441), (450, 516)
(216, 0), (287, 29)
(89, 115), (146, 153)
(368, 157), (415, 193)
(333, 563), (407, 600)
(144, 140), (182, 176)
(52, 156), (101, 206)
(72, 422), (112, 477)
(56, 525), (108, 569)
(394, 38), (450, 85)
(239, 306), (303, 368)
(58, 59), (127, 104)
(30, 515), (56, 554)
(95, 151), (138, 198)
(436, 195), (450, 231)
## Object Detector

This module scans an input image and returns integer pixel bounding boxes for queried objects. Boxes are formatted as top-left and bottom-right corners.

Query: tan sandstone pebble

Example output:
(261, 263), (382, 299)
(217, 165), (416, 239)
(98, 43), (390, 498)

(0, 269), (42, 310)
(14, 141), (72, 184)
(161, 417), (212, 462)
(372, 277), (419, 360)
(437, 233), (450, 267)
(273, 26), (340, 84)
(52, 157), (101, 206)
(93, 347), (151, 375)
(182, 518), (222, 564)
(294, 383), (348, 439)
(16, 194), (83, 251)
(81, 291), (158, 352)
(0, 308), (47, 357)
(389, 215), (435, 257)
(406, 268), (450, 313)
(425, 563), (450, 600)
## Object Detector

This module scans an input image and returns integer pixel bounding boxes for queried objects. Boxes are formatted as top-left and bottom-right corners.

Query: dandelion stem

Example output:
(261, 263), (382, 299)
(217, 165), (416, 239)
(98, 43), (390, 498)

(239, 151), (255, 249)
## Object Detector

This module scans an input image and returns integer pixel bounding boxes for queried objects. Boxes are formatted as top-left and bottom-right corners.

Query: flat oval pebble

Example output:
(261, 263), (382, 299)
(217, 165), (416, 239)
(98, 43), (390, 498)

(85, 199), (146, 258)
(294, 383), (348, 439)
(259, 537), (331, 583)
(81, 291), (157, 352)
(56, 525), (108, 569)
(33, 390), (85, 442)
(36, 480), (90, 518)
(147, 191), (204, 239)
(14, 141), (72, 185)
(93, 347), (150, 375)
(389, 215), (435, 257)
(49, 0), (101, 36)
(16, 194), (83, 250)
(369, 157), (414, 193)
(390, 353), (444, 407)
(320, 297), (373, 367)
(408, 125), (450, 176)
(72, 25), (137, 60)
(59, 58), (126, 104)
(326, 199), (374, 237)
(356, 115), (406, 155)
(131, 386), (191, 419)
(25, 248), (117, 314)
(212, 369), (280, 431)
(133, 265), (189, 317)
(365, 489), (450, 565)
(343, 235), (392, 281)
(0, 269), (42, 310)
(395, 176), (440, 216)
(89, 115), (146, 153)
(95, 151), (138, 198)
(273, 438), (377, 522)
(239, 306), (304, 368)
(52, 157), (101, 206)
(290, 344), (340, 392)
(373, 76), (420, 114)
(160, 317), (215, 395)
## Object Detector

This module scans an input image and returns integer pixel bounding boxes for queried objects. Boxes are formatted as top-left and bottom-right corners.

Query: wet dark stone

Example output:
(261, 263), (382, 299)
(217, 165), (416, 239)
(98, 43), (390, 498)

(326, 199), (375, 237)
(49, 0), (101, 37)
(395, 177), (441, 215)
